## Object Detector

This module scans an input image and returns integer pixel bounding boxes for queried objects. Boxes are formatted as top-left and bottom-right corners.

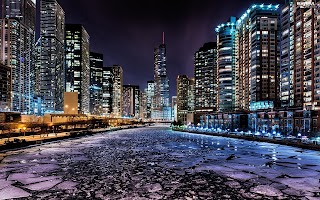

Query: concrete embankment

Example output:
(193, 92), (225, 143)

(0, 125), (146, 151)
(173, 128), (320, 151)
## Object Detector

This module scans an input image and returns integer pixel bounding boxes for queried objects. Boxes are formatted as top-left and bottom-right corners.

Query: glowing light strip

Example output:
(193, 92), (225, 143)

(215, 4), (280, 32)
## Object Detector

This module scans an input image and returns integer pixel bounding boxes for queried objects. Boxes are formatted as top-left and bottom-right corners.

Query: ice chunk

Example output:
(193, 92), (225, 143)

(250, 185), (283, 197)
(23, 179), (62, 191)
(55, 181), (78, 190)
(0, 185), (31, 199)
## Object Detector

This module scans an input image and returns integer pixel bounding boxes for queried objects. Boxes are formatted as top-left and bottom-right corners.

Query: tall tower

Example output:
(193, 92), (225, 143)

(40, 0), (65, 113)
(194, 42), (217, 121)
(65, 24), (90, 114)
(2, 0), (36, 30)
(216, 16), (237, 112)
(153, 33), (171, 120)
(280, 0), (320, 110)
(177, 75), (193, 124)
(0, 0), (36, 113)
(236, 4), (280, 111)
(89, 52), (103, 115)
(108, 65), (123, 118)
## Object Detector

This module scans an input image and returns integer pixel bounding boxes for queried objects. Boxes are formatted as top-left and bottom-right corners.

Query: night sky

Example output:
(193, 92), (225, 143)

(59, 0), (284, 97)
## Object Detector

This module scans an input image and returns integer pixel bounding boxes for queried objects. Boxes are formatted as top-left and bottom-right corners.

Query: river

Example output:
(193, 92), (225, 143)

(0, 126), (319, 199)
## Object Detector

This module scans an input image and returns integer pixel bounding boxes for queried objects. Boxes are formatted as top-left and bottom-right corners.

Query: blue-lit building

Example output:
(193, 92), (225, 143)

(153, 34), (171, 120)
(216, 16), (237, 112)
(0, 0), (36, 114)
(236, 4), (280, 112)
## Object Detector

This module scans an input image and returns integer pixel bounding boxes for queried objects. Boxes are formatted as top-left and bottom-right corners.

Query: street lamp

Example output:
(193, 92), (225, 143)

(23, 127), (26, 137)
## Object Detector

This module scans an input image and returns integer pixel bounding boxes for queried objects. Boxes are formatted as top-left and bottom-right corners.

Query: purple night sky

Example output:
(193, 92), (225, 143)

(58, 0), (283, 97)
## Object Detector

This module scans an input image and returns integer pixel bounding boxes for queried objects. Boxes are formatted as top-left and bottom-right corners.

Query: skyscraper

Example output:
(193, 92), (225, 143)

(280, 0), (320, 110)
(153, 33), (171, 120)
(0, 0), (36, 114)
(109, 65), (123, 118)
(194, 42), (217, 121)
(89, 52), (103, 115)
(146, 80), (154, 119)
(40, 0), (65, 113)
(2, 0), (36, 30)
(0, 63), (11, 111)
(236, 4), (280, 112)
(140, 91), (147, 120)
(177, 75), (190, 124)
(65, 24), (90, 114)
(216, 17), (237, 112)
(102, 68), (114, 116)
(122, 85), (140, 118)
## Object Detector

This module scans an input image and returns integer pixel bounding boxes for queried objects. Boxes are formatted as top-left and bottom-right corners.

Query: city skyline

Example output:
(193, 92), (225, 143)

(58, 0), (283, 97)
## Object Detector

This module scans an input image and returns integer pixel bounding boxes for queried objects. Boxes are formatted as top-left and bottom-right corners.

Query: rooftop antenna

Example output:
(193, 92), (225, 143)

(162, 32), (165, 44)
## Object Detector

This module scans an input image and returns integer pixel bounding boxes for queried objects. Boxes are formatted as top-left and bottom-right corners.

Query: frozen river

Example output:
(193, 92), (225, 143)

(0, 127), (319, 199)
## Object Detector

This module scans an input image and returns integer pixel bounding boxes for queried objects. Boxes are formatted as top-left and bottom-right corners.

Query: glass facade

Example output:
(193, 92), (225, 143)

(216, 17), (237, 112)
(65, 24), (90, 114)
(153, 42), (171, 120)
(194, 42), (217, 114)
(40, 0), (65, 113)
(102, 69), (114, 116)
(89, 52), (103, 115)
(0, 0), (36, 114)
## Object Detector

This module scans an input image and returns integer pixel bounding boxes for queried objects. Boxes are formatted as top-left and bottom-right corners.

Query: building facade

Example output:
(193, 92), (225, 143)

(0, 0), (36, 114)
(153, 36), (171, 120)
(236, 4), (280, 112)
(122, 85), (140, 118)
(109, 65), (123, 118)
(2, 0), (36, 30)
(146, 81), (155, 119)
(102, 68), (114, 116)
(281, 0), (320, 110)
(40, 0), (65, 113)
(194, 42), (217, 121)
(65, 24), (90, 114)
(0, 63), (11, 112)
(177, 75), (189, 124)
(216, 17), (237, 112)
(89, 52), (103, 115)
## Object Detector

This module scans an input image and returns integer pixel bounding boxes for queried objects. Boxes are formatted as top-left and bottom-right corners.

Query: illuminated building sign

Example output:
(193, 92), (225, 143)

(250, 101), (274, 111)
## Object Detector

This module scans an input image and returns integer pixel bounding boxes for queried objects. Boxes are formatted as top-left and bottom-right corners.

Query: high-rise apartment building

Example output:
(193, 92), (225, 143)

(216, 17), (237, 112)
(0, 0), (36, 114)
(65, 24), (90, 114)
(122, 85), (140, 118)
(177, 75), (190, 124)
(140, 91), (147, 120)
(102, 68), (114, 116)
(153, 34), (171, 120)
(2, 0), (36, 30)
(280, 0), (320, 110)
(89, 52), (103, 115)
(40, 0), (65, 113)
(108, 65), (123, 118)
(194, 42), (217, 118)
(0, 63), (11, 111)
(236, 4), (280, 112)
(146, 81), (155, 119)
